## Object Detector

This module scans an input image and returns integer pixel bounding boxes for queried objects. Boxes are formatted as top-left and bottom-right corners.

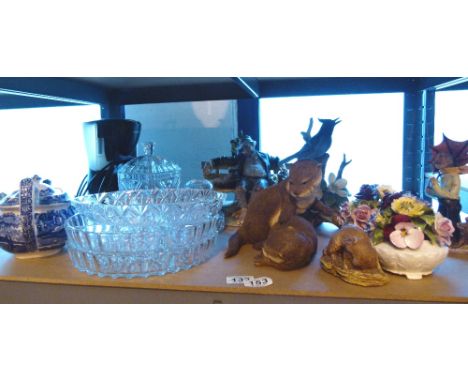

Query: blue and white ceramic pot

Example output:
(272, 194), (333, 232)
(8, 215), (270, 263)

(0, 176), (74, 259)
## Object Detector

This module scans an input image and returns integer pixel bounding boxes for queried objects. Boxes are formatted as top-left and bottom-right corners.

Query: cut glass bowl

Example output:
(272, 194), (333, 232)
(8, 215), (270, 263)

(65, 213), (221, 278)
(72, 188), (225, 226)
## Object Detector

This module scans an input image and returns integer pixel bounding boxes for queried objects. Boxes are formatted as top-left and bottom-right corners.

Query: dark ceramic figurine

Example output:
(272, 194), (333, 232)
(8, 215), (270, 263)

(202, 134), (285, 224)
(233, 135), (281, 212)
(426, 135), (468, 247)
(280, 118), (341, 172)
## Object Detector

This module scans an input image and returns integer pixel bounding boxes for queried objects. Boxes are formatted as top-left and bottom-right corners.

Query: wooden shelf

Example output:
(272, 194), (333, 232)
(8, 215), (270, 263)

(1, 227), (467, 303)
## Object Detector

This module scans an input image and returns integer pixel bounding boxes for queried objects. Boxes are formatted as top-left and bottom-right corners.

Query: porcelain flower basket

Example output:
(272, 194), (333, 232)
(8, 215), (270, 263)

(374, 240), (448, 280)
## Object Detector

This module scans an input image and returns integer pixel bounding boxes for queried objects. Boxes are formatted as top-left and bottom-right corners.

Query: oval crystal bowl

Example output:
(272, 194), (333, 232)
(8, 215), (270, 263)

(72, 188), (224, 226)
(374, 240), (448, 280)
(65, 213), (221, 278)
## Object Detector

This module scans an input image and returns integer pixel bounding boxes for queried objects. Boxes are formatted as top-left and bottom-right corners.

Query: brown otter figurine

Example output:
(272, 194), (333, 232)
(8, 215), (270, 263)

(254, 216), (318, 270)
(224, 160), (323, 258)
(321, 225), (389, 286)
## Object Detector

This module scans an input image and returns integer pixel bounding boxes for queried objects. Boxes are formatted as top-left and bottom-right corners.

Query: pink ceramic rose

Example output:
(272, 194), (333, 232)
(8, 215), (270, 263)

(340, 201), (352, 221)
(351, 204), (374, 230)
(434, 212), (455, 246)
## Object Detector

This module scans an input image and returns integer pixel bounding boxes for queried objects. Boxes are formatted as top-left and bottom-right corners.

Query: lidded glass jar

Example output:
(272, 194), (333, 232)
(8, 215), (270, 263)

(117, 142), (181, 190)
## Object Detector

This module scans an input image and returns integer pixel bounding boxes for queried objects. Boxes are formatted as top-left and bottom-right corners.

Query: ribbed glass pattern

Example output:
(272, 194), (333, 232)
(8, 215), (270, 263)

(65, 213), (221, 278)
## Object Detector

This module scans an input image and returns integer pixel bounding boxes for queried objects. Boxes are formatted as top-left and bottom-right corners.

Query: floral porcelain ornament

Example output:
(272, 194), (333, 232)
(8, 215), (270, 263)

(340, 184), (393, 232)
(342, 186), (455, 280)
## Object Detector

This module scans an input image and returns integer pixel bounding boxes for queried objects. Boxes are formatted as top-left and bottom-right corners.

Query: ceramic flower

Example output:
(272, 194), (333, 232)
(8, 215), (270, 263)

(375, 213), (387, 226)
(351, 204), (375, 230)
(391, 196), (427, 217)
(391, 214), (412, 225)
(355, 184), (379, 201)
(434, 212), (455, 246)
(377, 185), (394, 199)
(389, 222), (425, 249)
(327, 173), (348, 197)
(367, 188), (445, 248)
(340, 201), (352, 221)
(380, 191), (405, 210)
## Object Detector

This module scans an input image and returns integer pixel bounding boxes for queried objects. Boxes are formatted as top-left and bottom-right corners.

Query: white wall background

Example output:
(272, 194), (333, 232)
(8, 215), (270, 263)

(125, 100), (237, 185)
(0, 104), (101, 196)
(260, 93), (404, 195)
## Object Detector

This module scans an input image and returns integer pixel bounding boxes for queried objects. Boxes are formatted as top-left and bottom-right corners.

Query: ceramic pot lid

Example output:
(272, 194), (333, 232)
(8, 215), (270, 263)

(0, 175), (70, 208)
(117, 142), (181, 190)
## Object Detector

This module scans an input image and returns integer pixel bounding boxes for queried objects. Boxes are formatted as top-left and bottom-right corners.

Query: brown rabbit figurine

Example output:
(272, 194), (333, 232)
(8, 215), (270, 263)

(224, 160), (323, 258)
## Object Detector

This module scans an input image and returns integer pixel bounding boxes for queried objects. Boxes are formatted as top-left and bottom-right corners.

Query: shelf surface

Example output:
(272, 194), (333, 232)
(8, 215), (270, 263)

(1, 226), (467, 303)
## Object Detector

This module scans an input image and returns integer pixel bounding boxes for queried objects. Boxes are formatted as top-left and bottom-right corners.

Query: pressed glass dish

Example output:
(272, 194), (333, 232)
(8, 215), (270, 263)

(65, 214), (220, 278)
(72, 188), (225, 226)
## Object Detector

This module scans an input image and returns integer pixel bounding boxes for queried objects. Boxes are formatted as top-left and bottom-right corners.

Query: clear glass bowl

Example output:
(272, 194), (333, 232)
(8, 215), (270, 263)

(72, 188), (224, 226)
(117, 142), (181, 190)
(65, 214), (221, 278)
